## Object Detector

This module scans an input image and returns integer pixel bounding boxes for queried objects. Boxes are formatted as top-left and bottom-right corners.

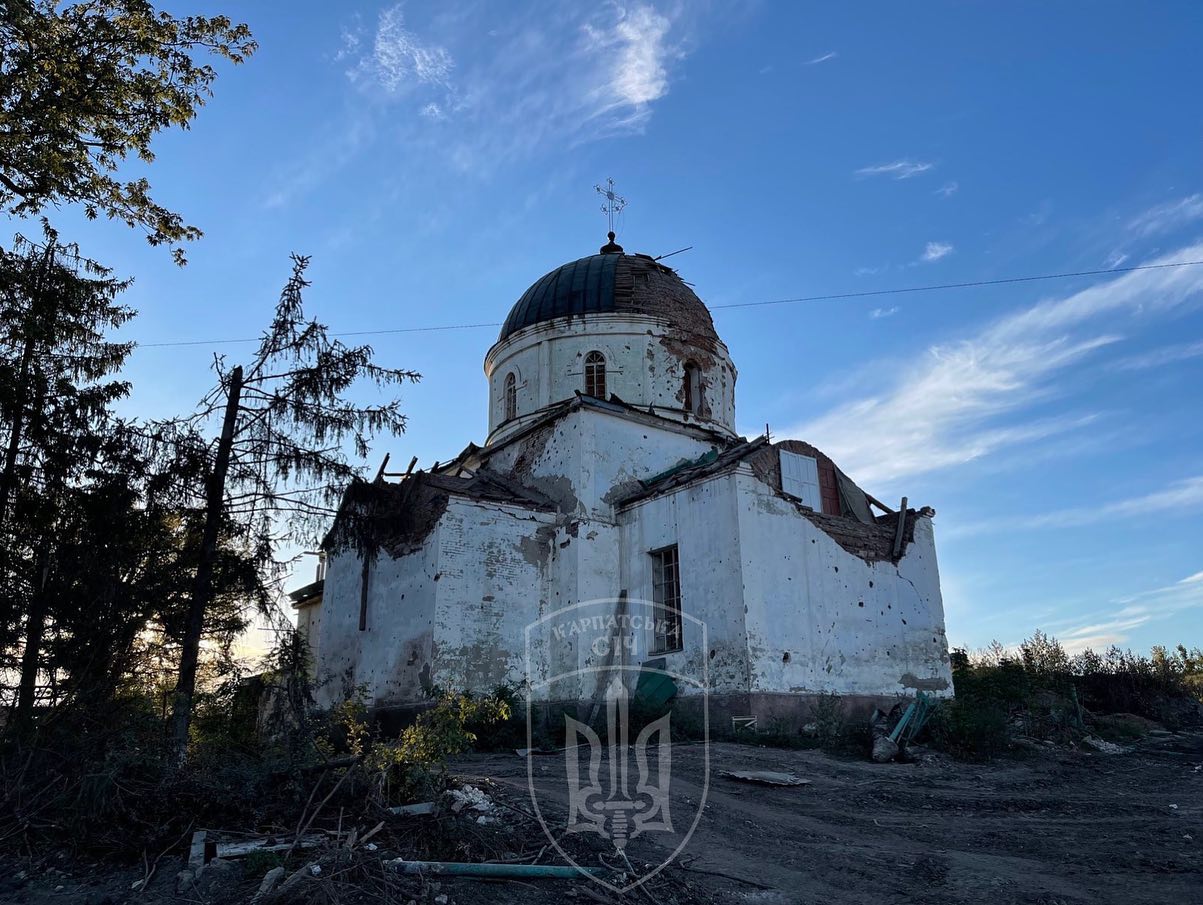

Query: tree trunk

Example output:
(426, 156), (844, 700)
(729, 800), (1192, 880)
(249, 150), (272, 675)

(14, 543), (51, 734)
(0, 241), (55, 528)
(169, 365), (243, 762)
(0, 318), (38, 531)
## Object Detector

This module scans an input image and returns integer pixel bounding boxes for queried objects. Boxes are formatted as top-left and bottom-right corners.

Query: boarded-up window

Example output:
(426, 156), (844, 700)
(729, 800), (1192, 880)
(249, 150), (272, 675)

(503, 372), (516, 421)
(650, 545), (683, 653)
(780, 450), (822, 510)
(683, 362), (702, 414)
(584, 351), (606, 398)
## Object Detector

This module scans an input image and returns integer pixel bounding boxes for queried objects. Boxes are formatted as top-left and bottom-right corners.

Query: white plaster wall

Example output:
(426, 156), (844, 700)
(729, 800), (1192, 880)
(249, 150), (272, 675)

(733, 470), (952, 697)
(619, 474), (750, 696)
(479, 407), (726, 702)
(296, 603), (322, 675)
(431, 498), (556, 692)
(313, 535), (440, 709)
(316, 418), (949, 712)
(487, 408), (722, 520)
(484, 315), (737, 444)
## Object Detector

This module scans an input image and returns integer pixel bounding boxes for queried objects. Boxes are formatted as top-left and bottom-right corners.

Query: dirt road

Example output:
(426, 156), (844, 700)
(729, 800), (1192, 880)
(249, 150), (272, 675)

(452, 732), (1202, 904)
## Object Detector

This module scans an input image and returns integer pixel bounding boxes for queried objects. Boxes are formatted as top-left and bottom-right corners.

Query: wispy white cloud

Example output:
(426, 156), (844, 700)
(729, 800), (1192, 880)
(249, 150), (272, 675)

(935, 181), (958, 198)
(349, 4), (454, 92)
(1104, 249), (1129, 269)
(806, 51), (837, 65)
(1113, 339), (1203, 371)
(1128, 194), (1203, 237)
(333, 2), (684, 174)
(920, 241), (954, 262)
(783, 241), (1203, 488)
(855, 159), (934, 180)
(951, 475), (1203, 537)
(1056, 571), (1203, 653)
(870, 306), (899, 319)
(583, 4), (674, 116)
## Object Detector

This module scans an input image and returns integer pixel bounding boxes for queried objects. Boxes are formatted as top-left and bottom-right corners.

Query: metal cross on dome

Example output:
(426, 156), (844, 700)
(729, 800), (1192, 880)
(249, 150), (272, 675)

(595, 178), (627, 235)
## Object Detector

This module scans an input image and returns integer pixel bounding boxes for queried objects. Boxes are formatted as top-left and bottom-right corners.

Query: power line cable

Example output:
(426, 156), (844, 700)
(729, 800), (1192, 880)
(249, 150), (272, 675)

(133, 258), (1203, 350)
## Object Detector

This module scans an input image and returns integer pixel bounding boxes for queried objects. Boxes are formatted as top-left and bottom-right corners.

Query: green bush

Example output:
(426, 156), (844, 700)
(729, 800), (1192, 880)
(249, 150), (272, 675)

(810, 691), (846, 751)
(926, 696), (1010, 760)
(924, 636), (1203, 760)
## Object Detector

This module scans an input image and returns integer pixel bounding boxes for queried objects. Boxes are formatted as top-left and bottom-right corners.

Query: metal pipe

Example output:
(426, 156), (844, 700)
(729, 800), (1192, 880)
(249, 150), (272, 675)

(386, 859), (606, 879)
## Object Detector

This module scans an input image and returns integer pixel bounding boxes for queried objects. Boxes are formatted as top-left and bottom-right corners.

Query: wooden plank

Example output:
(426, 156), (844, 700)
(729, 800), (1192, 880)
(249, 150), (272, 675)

(892, 496), (908, 558)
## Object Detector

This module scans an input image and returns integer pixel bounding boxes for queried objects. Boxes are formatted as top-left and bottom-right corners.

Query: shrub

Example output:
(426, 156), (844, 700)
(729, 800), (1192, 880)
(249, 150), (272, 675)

(926, 696), (1010, 761)
(810, 691), (846, 752)
(924, 636), (1203, 760)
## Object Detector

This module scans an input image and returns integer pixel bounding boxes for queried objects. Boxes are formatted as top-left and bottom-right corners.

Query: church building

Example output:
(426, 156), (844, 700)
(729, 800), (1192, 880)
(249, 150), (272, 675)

(298, 231), (952, 725)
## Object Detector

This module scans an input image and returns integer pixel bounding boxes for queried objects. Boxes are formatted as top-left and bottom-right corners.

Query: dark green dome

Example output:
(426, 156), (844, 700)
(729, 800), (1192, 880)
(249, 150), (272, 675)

(499, 248), (717, 343)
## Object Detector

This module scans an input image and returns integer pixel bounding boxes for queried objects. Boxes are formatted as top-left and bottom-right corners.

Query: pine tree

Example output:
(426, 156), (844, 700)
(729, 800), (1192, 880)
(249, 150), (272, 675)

(0, 227), (134, 728)
(168, 255), (419, 758)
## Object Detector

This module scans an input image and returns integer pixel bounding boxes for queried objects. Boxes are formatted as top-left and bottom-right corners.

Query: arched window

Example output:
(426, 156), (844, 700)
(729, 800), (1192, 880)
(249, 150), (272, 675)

(503, 372), (517, 421)
(683, 362), (702, 414)
(584, 351), (606, 398)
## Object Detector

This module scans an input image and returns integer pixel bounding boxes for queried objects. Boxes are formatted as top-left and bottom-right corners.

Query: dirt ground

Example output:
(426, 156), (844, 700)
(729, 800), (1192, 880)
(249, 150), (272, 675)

(449, 730), (1203, 905)
(3, 731), (1199, 905)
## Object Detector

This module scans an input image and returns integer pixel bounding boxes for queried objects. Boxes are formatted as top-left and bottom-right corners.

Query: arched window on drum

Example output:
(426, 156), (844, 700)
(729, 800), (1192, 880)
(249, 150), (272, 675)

(584, 351), (606, 398)
(503, 372), (517, 421)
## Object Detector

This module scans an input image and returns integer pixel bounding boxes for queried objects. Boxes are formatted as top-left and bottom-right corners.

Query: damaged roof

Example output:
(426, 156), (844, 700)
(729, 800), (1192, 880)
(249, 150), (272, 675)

(324, 468), (556, 556)
(616, 436), (772, 506)
(498, 252), (719, 343)
(615, 435), (926, 563)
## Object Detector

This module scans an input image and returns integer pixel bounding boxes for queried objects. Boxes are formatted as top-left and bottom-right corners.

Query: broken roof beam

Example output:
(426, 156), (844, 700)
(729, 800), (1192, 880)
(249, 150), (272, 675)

(892, 496), (908, 559)
(865, 491), (895, 515)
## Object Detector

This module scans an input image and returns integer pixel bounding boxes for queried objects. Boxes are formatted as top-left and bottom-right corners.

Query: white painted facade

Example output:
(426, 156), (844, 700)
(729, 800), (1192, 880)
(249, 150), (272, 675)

(306, 248), (952, 721)
(484, 313), (738, 445)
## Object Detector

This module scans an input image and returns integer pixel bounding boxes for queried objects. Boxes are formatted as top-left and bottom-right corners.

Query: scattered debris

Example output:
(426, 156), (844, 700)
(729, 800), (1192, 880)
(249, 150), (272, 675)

(720, 770), (811, 787)
(871, 736), (900, 763)
(1082, 736), (1131, 754)
(888, 692), (935, 745)
(732, 716), (758, 734)
(252, 866), (286, 903)
(388, 801), (436, 816)
(212, 834), (324, 859)
(193, 858), (240, 899)
(187, 830), (208, 871)
(447, 784), (497, 823)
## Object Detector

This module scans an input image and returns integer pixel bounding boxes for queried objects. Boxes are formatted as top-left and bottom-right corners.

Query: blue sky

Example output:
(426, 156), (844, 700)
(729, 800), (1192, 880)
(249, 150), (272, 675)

(35, 1), (1203, 655)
